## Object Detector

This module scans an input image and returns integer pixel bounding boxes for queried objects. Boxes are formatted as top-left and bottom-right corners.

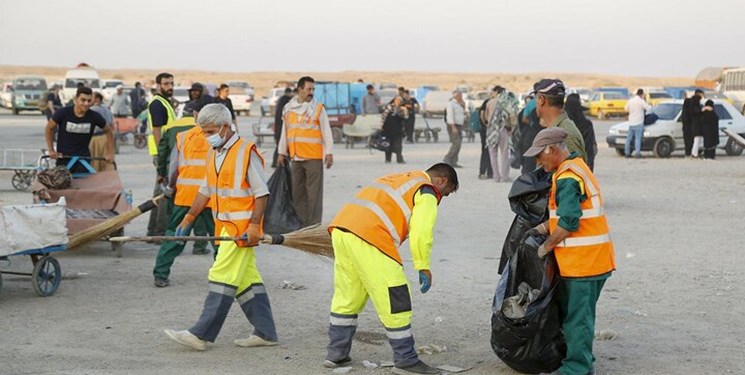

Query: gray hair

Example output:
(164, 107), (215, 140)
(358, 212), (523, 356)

(196, 103), (232, 127)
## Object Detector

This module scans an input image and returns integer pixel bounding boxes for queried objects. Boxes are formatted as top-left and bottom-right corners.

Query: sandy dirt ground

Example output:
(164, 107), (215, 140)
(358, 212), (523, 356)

(0, 65), (692, 99)
(0, 109), (744, 375)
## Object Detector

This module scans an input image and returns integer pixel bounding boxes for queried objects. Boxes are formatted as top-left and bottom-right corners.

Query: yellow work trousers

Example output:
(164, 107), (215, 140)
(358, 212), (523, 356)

(330, 229), (412, 329)
(208, 228), (263, 292)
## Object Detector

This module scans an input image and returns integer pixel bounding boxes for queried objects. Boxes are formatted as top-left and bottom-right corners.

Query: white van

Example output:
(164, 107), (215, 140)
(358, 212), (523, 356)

(62, 67), (101, 103)
(606, 99), (745, 157)
(422, 91), (453, 118)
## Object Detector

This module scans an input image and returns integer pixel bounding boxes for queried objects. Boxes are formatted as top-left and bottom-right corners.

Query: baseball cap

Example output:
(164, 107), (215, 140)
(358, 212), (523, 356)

(188, 82), (204, 92)
(523, 127), (568, 157)
(530, 79), (566, 96)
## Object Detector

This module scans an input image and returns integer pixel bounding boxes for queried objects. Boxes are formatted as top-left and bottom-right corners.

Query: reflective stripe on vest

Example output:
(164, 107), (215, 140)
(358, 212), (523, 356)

(329, 171), (439, 264)
(285, 103), (324, 159)
(548, 158), (615, 278)
(174, 126), (212, 208)
(205, 138), (264, 243)
(146, 95), (176, 156)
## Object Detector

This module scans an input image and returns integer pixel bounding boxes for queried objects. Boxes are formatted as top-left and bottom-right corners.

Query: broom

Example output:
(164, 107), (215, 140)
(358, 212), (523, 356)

(67, 195), (164, 250)
(110, 224), (334, 258)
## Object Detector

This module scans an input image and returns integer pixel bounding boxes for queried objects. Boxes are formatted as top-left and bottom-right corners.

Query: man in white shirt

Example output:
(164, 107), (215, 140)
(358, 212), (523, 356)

(277, 76), (334, 226)
(443, 91), (466, 168)
(109, 84), (131, 117)
(624, 89), (651, 158)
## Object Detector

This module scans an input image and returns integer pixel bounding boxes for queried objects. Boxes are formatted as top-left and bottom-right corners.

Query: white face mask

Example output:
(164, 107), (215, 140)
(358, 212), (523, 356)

(207, 126), (228, 148)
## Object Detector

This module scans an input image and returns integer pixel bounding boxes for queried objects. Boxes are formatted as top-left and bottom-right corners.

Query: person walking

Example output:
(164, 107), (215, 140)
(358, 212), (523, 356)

(363, 84), (381, 115)
(699, 99), (719, 160)
(381, 96), (407, 164)
(89, 92), (116, 172)
(146, 72), (176, 237)
(477, 93), (493, 179)
(443, 91), (466, 168)
(277, 76), (334, 226)
(565, 93), (597, 170)
(214, 84), (237, 125)
(402, 90), (419, 143)
(484, 86), (517, 182)
(324, 163), (459, 375)
(43, 84), (63, 121)
(623, 89), (651, 158)
(163, 103), (278, 351)
(516, 95), (541, 174)
(272, 87), (295, 168)
(681, 89), (704, 157)
(523, 127), (615, 375)
(532, 79), (587, 162)
(129, 81), (147, 117)
(44, 87), (115, 174)
(152, 98), (218, 288)
(109, 84), (131, 117)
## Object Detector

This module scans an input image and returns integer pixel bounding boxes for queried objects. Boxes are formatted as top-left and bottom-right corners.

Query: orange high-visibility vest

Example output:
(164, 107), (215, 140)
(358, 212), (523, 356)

(174, 126), (212, 209)
(205, 137), (264, 244)
(284, 103), (325, 159)
(329, 171), (441, 265)
(548, 157), (616, 278)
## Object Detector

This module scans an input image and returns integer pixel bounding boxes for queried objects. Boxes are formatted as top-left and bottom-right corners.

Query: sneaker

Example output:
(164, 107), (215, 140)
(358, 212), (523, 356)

(234, 334), (278, 348)
(154, 277), (169, 288)
(392, 360), (440, 374)
(397, 160), (407, 164)
(164, 329), (207, 351)
(478, 174), (488, 180)
(323, 357), (352, 368)
(192, 248), (210, 255)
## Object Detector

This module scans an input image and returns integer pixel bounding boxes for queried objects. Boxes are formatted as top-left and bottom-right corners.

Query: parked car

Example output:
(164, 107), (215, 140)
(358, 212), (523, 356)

(645, 91), (673, 106)
(606, 100), (745, 158)
(466, 91), (491, 111)
(587, 91), (629, 119)
(422, 91), (453, 118)
(101, 79), (124, 102)
(567, 87), (592, 105)
(172, 86), (190, 105)
(260, 88), (286, 116)
(684, 90), (734, 105)
(596, 87), (630, 98)
(378, 89), (398, 106)
(11, 76), (48, 115)
(227, 81), (254, 116)
(0, 82), (13, 109)
(62, 67), (101, 103)
(663, 86), (697, 99)
(416, 85), (440, 103)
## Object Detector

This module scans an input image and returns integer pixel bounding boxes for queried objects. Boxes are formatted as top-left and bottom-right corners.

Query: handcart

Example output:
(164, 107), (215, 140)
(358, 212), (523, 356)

(0, 149), (50, 191)
(0, 199), (68, 297)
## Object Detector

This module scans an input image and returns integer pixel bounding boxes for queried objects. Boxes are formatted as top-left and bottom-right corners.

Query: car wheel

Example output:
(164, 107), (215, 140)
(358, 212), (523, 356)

(725, 138), (744, 156)
(596, 109), (605, 120)
(653, 137), (674, 158)
(615, 148), (626, 157)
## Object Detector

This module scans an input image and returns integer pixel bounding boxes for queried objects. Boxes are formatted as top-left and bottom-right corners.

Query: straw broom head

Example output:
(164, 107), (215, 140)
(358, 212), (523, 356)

(67, 195), (163, 250)
(263, 224), (334, 258)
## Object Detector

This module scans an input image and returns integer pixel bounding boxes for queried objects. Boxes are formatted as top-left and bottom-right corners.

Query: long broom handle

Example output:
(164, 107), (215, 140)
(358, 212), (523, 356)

(108, 234), (278, 243)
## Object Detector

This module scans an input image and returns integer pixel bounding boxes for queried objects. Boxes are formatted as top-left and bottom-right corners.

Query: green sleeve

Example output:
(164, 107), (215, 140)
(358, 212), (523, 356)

(555, 177), (584, 232)
(156, 130), (172, 177)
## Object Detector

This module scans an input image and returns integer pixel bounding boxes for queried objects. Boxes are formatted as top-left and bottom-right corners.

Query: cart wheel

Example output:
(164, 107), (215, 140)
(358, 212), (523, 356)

(11, 170), (35, 191)
(111, 228), (124, 258)
(134, 136), (147, 149)
(32, 255), (61, 297)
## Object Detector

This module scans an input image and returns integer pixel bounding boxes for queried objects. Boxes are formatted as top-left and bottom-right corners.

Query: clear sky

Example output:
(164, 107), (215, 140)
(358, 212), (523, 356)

(1, 0), (743, 77)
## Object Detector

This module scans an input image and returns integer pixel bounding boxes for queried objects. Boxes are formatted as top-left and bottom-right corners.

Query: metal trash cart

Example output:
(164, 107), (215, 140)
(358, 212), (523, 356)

(0, 199), (68, 297)
(0, 149), (50, 191)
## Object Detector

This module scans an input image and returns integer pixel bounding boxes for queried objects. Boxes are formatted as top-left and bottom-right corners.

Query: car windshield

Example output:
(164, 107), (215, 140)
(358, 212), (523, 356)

(229, 82), (249, 89)
(651, 103), (681, 120)
(104, 81), (121, 88)
(173, 88), (188, 97)
(650, 93), (672, 99)
(421, 86), (439, 91)
(604, 93), (625, 100)
(65, 78), (100, 89)
(14, 78), (47, 90)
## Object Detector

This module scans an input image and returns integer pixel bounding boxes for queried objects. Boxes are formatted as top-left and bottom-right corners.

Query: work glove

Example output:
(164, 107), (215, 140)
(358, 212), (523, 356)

(526, 222), (549, 237)
(418, 270), (432, 294)
(537, 244), (551, 259)
(238, 223), (262, 247)
(175, 213), (195, 237)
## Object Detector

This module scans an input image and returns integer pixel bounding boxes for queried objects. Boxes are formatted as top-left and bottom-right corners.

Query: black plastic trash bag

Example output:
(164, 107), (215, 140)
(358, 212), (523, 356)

(263, 165), (303, 234)
(499, 168), (552, 274)
(491, 233), (566, 374)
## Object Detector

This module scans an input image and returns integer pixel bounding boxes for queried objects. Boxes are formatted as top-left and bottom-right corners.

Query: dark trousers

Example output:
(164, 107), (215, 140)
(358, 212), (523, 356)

(682, 123), (693, 156)
(290, 159), (324, 226)
(404, 118), (415, 143)
(479, 126), (492, 177)
(272, 134), (281, 168)
(147, 157), (170, 236)
(153, 202), (217, 279)
(385, 134), (404, 163)
(703, 147), (716, 159)
(444, 125), (463, 165)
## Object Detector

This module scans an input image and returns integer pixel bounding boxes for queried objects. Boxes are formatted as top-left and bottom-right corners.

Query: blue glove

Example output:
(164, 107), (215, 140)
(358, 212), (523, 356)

(418, 270), (432, 294)
(175, 213), (195, 237)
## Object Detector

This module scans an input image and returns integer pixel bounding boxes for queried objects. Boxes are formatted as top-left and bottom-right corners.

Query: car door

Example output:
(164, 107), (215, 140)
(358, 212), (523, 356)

(713, 104), (734, 146)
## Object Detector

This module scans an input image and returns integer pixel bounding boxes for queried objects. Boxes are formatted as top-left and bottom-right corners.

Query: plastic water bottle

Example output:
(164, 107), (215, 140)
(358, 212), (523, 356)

(124, 189), (134, 206)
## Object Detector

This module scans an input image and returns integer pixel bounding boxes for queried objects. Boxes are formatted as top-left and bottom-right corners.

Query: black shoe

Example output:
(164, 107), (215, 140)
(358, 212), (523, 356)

(397, 160), (406, 164)
(323, 357), (352, 368)
(154, 277), (169, 288)
(192, 248), (210, 255)
(392, 360), (440, 374)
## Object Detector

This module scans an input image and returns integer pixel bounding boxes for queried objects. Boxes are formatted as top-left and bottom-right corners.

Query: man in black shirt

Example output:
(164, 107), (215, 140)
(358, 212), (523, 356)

(272, 87), (295, 167)
(45, 87), (115, 173)
(401, 90), (419, 143)
(44, 84), (63, 121)
(214, 84), (237, 125)
(129, 81), (147, 117)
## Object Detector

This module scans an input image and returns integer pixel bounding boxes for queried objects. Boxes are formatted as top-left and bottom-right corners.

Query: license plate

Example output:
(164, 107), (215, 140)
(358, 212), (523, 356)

(616, 137), (626, 144)
(329, 117), (338, 122)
